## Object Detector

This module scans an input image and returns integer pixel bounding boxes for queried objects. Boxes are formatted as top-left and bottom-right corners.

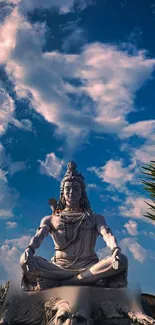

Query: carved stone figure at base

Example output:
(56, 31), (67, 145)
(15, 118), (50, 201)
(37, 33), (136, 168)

(1, 284), (155, 325)
(20, 161), (128, 291)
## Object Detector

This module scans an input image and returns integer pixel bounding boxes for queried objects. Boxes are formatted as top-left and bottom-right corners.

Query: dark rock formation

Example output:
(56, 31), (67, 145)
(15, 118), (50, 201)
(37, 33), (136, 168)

(0, 283), (155, 325)
(141, 294), (155, 319)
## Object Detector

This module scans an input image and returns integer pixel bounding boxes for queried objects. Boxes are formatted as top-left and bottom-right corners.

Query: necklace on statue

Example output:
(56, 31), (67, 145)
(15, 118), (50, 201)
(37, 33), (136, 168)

(63, 207), (83, 212)
(59, 212), (88, 244)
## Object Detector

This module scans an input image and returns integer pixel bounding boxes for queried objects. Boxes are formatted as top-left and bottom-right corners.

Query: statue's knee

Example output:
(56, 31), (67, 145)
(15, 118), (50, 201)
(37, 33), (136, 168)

(20, 252), (35, 274)
(20, 252), (28, 272)
(20, 252), (26, 267)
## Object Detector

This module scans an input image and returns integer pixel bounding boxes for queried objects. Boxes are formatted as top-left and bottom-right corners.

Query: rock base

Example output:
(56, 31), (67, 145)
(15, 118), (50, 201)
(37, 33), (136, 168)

(0, 283), (155, 325)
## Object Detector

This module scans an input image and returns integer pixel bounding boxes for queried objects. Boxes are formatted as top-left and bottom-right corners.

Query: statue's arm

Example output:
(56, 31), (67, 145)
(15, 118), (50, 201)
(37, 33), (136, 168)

(95, 214), (119, 251)
(27, 216), (51, 254)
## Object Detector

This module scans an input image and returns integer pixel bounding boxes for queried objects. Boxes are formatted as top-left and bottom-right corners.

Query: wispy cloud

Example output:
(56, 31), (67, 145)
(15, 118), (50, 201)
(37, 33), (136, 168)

(119, 196), (155, 224)
(0, 145), (27, 219)
(0, 87), (15, 136)
(88, 159), (133, 189)
(0, 8), (19, 64)
(0, 174), (18, 219)
(62, 27), (86, 52)
(39, 152), (64, 179)
(131, 141), (155, 165)
(5, 0), (94, 14)
(124, 220), (138, 236)
(97, 246), (111, 260)
(4, 235), (31, 248)
(87, 183), (98, 189)
(0, 235), (31, 283)
(1, 4), (155, 149)
(142, 231), (155, 240)
(6, 221), (18, 229)
(121, 120), (155, 140)
(120, 237), (147, 263)
(8, 161), (27, 176)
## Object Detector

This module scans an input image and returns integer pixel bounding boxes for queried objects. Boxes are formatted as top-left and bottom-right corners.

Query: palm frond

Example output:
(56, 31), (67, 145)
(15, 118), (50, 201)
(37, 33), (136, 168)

(141, 161), (155, 221)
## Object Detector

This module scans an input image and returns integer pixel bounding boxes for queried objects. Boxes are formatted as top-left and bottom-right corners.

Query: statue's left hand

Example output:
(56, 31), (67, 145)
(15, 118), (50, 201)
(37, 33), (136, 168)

(112, 248), (121, 270)
(112, 248), (121, 259)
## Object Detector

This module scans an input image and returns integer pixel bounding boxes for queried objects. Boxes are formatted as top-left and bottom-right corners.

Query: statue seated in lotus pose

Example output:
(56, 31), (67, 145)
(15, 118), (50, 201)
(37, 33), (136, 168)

(20, 161), (128, 291)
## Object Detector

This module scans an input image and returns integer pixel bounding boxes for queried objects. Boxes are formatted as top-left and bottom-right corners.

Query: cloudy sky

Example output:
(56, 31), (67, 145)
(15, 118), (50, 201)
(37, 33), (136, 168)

(0, 0), (155, 293)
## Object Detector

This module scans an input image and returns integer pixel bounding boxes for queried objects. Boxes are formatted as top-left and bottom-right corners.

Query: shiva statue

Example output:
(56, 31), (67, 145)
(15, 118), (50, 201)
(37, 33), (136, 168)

(20, 161), (128, 291)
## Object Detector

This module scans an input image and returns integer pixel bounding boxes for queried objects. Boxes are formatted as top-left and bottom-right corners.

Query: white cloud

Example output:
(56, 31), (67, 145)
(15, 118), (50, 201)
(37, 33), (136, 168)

(62, 27), (86, 52)
(0, 4), (155, 154)
(142, 231), (155, 240)
(21, 0), (76, 13)
(8, 161), (27, 176)
(0, 235), (31, 283)
(131, 142), (155, 165)
(4, 235), (31, 248)
(148, 232), (155, 239)
(0, 176), (18, 219)
(121, 120), (155, 140)
(0, 145), (22, 219)
(1, 5), (154, 148)
(87, 183), (98, 189)
(97, 246), (111, 260)
(0, 84), (32, 139)
(121, 237), (147, 263)
(0, 209), (14, 218)
(0, 87), (15, 136)
(39, 152), (64, 179)
(76, 44), (155, 133)
(88, 159), (133, 188)
(0, 8), (19, 64)
(0, 143), (27, 176)
(119, 196), (155, 224)
(6, 221), (18, 229)
(0, 169), (7, 182)
(12, 118), (33, 132)
(124, 220), (138, 236)
(5, 0), (94, 14)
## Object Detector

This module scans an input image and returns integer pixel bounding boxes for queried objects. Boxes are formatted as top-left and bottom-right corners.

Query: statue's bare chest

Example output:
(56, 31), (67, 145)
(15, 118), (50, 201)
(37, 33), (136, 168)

(50, 212), (96, 249)
(51, 213), (94, 230)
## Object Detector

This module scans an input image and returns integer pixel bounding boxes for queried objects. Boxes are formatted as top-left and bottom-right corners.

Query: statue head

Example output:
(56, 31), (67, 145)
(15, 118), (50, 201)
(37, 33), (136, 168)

(57, 161), (91, 212)
(45, 298), (91, 325)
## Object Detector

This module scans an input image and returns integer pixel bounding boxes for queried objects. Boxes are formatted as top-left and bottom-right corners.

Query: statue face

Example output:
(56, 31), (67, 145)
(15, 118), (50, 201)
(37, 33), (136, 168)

(55, 309), (88, 325)
(64, 180), (82, 207)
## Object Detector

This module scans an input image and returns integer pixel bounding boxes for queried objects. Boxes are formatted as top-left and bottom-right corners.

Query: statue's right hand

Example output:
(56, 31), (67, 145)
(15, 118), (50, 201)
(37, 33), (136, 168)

(20, 247), (35, 274)
(25, 246), (34, 257)
(22, 247), (35, 273)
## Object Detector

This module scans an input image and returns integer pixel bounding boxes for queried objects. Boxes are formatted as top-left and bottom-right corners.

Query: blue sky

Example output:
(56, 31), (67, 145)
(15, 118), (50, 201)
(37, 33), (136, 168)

(0, 0), (155, 293)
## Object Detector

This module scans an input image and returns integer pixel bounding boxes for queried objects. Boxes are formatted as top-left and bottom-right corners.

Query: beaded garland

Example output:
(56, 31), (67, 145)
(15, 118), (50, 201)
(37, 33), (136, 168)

(60, 212), (87, 244)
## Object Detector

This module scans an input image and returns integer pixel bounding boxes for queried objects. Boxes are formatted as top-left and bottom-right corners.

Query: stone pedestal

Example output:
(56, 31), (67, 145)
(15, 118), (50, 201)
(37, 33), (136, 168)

(0, 282), (155, 325)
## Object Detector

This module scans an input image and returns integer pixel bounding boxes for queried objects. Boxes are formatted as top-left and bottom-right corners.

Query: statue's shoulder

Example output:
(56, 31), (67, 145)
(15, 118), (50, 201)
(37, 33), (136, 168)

(92, 213), (106, 226)
(40, 215), (52, 228)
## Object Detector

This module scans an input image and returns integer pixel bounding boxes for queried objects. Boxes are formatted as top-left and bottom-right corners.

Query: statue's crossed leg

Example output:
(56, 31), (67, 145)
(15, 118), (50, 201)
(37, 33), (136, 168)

(20, 250), (128, 289)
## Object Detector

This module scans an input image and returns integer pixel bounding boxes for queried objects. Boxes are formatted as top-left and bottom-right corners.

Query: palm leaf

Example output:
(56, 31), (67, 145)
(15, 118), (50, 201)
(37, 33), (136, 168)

(141, 161), (155, 221)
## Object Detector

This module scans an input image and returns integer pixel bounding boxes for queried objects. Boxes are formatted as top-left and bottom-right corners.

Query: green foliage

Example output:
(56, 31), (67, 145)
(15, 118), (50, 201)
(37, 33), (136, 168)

(142, 161), (155, 221)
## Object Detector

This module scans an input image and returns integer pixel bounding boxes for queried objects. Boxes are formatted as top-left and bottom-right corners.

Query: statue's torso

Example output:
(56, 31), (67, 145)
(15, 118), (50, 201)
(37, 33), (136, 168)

(49, 211), (99, 262)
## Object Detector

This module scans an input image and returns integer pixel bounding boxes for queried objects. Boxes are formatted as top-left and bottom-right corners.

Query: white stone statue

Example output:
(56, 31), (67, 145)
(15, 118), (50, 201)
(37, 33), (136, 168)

(20, 161), (128, 291)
